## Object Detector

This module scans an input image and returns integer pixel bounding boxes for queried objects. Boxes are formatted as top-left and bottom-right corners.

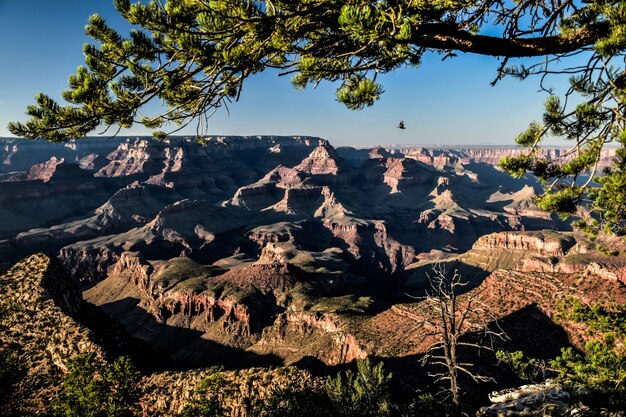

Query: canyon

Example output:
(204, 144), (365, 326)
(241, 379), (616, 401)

(0, 135), (621, 372)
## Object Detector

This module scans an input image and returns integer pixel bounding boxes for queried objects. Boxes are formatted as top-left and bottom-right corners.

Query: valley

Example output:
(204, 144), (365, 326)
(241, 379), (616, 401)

(1, 136), (624, 415)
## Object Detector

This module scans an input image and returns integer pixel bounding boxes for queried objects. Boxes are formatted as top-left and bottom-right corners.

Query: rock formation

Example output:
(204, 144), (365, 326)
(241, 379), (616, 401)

(0, 252), (317, 417)
(1, 135), (617, 373)
(0, 254), (103, 414)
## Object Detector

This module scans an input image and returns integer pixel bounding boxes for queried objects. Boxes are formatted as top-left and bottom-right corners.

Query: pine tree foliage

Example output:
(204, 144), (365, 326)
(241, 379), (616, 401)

(495, 350), (548, 382)
(8, 0), (626, 234)
(325, 358), (392, 417)
(48, 352), (140, 417)
(550, 297), (626, 408)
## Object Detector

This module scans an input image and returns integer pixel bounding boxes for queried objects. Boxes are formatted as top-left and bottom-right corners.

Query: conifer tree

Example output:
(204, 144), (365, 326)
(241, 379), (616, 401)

(49, 352), (140, 417)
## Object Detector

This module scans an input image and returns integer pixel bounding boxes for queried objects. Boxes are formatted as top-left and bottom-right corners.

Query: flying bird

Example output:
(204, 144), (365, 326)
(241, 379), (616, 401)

(398, 121), (406, 129)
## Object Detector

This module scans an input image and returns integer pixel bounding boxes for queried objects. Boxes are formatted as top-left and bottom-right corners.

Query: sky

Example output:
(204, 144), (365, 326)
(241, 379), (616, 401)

(0, 1), (573, 147)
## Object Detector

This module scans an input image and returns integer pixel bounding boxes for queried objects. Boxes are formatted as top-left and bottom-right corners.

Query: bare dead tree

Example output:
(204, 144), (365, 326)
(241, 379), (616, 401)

(418, 264), (506, 409)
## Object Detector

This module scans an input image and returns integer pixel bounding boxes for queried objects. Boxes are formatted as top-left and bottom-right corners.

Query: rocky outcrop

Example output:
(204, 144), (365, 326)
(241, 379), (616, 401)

(214, 263), (301, 292)
(295, 143), (346, 176)
(253, 311), (367, 365)
(6, 156), (65, 182)
(59, 245), (121, 284)
(416, 204), (461, 234)
(471, 231), (576, 257)
(139, 260), (294, 337)
(271, 186), (324, 215)
(206, 135), (324, 152)
(260, 165), (307, 187)
(247, 225), (295, 248)
(0, 254), (103, 415)
(111, 251), (153, 288)
(387, 146), (616, 171)
(140, 367), (315, 417)
(0, 253), (321, 417)
(95, 139), (158, 177)
(258, 241), (293, 264)
(314, 186), (351, 219)
(479, 381), (570, 416)
(319, 218), (415, 273)
(454, 230), (578, 275)
(84, 251), (367, 367)
(0, 137), (121, 174)
(371, 222), (417, 272)
(231, 182), (281, 210)
(382, 157), (432, 192)
(95, 183), (169, 226)
(84, 254), (263, 362)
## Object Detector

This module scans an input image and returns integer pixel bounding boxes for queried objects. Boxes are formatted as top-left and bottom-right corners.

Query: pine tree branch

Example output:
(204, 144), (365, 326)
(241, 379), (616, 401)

(409, 22), (609, 57)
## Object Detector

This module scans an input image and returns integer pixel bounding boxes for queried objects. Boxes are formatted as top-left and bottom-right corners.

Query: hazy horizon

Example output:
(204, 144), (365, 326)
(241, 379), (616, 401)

(1, 134), (599, 150)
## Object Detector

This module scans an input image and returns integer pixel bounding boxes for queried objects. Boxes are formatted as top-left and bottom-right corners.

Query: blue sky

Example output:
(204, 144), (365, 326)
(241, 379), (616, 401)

(0, 1), (569, 147)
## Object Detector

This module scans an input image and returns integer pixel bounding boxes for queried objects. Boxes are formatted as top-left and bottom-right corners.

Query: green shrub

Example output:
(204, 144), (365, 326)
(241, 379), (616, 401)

(48, 352), (140, 417)
(496, 299), (626, 409)
(553, 298), (626, 408)
(180, 369), (233, 417)
(495, 350), (547, 382)
(325, 359), (392, 417)
(556, 296), (626, 336)
(551, 338), (626, 408)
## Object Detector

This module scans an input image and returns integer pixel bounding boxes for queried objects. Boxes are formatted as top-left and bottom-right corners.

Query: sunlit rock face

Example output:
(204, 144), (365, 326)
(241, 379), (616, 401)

(6, 135), (615, 368)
